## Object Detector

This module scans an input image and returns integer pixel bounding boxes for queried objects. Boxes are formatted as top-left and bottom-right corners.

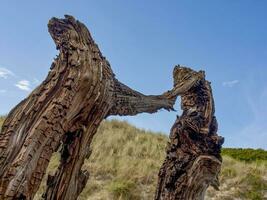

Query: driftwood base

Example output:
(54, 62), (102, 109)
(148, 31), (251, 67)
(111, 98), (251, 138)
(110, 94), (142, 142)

(155, 66), (224, 200)
(155, 118), (223, 200)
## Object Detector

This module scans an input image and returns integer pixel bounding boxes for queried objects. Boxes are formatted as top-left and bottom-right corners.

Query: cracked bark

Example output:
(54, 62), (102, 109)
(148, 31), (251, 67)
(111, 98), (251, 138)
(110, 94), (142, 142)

(154, 66), (224, 200)
(0, 15), (179, 200)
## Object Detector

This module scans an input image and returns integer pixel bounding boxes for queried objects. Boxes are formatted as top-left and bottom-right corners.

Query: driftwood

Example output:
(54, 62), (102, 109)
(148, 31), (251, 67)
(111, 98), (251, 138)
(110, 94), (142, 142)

(0, 15), (180, 200)
(155, 66), (224, 200)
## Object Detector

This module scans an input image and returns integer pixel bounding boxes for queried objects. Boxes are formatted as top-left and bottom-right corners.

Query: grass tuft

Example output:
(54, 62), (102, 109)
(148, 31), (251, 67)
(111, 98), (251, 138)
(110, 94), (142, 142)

(108, 179), (140, 200)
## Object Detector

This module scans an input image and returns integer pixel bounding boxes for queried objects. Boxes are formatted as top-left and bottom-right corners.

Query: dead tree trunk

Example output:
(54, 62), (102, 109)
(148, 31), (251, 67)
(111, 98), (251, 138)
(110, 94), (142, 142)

(155, 66), (224, 200)
(0, 15), (179, 200)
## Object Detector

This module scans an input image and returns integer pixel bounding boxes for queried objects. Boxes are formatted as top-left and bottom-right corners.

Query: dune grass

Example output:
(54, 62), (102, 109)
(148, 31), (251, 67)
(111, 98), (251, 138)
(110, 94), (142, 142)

(0, 116), (5, 128)
(0, 117), (266, 199)
(78, 120), (168, 200)
(47, 120), (267, 200)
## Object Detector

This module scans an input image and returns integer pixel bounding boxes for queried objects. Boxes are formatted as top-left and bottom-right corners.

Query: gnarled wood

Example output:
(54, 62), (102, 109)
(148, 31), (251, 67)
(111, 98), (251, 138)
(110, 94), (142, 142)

(0, 15), (180, 200)
(155, 66), (224, 200)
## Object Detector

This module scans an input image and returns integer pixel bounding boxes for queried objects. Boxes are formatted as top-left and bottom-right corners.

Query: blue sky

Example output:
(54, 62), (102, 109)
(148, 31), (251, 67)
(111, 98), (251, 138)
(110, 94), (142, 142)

(0, 1), (266, 149)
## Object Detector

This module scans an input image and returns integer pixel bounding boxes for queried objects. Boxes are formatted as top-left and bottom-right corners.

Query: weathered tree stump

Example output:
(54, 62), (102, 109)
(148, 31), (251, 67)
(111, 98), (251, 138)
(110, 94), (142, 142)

(0, 15), (180, 200)
(155, 66), (224, 200)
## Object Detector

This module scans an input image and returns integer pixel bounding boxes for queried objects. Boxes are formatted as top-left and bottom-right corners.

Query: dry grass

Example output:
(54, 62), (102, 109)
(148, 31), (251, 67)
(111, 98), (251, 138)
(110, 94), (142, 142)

(1, 118), (266, 199)
(206, 156), (267, 200)
(0, 116), (5, 129)
(79, 120), (168, 200)
(83, 120), (267, 200)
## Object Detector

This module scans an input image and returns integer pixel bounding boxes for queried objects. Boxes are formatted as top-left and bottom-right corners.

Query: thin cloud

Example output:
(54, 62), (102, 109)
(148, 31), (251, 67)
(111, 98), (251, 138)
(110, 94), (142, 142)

(0, 67), (15, 79)
(15, 80), (31, 91)
(33, 78), (40, 85)
(0, 89), (6, 93)
(230, 85), (267, 149)
(222, 80), (239, 87)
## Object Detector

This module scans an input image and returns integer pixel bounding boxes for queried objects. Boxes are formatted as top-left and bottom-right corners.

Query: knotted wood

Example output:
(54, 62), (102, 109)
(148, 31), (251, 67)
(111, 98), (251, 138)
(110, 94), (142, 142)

(0, 15), (180, 200)
(155, 66), (224, 200)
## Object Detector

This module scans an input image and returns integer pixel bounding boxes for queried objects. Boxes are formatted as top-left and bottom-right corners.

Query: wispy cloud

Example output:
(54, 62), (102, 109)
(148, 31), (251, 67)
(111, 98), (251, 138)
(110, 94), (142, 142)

(231, 85), (267, 149)
(0, 89), (6, 93)
(33, 78), (40, 85)
(0, 67), (15, 79)
(15, 80), (31, 91)
(222, 80), (239, 87)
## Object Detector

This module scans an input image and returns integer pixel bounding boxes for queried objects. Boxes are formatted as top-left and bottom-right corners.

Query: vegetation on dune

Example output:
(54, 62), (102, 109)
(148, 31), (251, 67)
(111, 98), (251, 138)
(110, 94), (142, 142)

(0, 117), (266, 199)
(222, 148), (267, 162)
(208, 156), (267, 200)
(80, 120), (168, 200)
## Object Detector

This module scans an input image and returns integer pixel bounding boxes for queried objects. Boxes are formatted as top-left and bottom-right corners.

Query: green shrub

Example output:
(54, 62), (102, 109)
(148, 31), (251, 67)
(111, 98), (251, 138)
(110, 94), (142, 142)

(222, 148), (267, 162)
(108, 179), (140, 200)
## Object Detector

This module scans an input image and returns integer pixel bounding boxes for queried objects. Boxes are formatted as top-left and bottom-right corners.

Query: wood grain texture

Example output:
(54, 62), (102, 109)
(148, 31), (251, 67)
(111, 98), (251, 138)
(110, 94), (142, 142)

(0, 15), (180, 200)
(155, 66), (224, 200)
